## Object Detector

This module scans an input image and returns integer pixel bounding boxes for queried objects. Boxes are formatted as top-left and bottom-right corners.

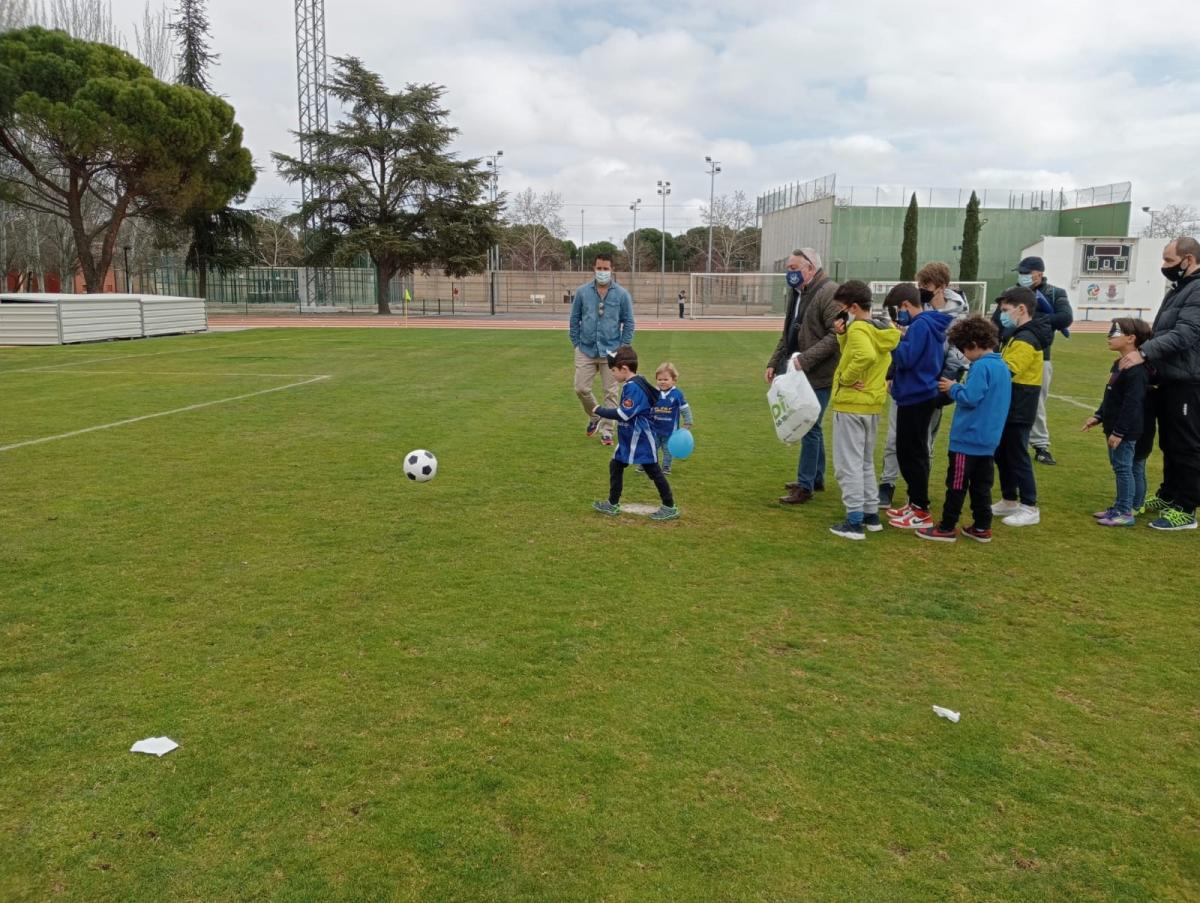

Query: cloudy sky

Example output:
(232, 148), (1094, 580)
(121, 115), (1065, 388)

(105, 0), (1199, 240)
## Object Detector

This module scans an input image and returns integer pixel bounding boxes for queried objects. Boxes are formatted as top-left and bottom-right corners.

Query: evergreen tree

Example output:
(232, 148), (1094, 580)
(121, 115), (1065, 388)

(900, 193), (919, 281)
(960, 191), (981, 281)
(169, 0), (216, 92)
(274, 58), (501, 314)
(169, 0), (255, 296)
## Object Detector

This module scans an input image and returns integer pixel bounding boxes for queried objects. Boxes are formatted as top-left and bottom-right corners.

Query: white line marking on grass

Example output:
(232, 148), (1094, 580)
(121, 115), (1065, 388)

(20, 369), (324, 378)
(0, 334), (305, 376)
(1050, 393), (1095, 411)
(0, 375), (331, 453)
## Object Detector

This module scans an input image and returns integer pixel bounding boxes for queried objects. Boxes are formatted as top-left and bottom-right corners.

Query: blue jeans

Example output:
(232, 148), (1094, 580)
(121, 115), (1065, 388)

(797, 386), (832, 490)
(1108, 440), (1144, 514)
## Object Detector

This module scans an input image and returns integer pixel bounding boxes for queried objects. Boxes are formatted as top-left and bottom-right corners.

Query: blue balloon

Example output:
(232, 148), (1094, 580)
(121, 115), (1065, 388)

(666, 428), (694, 460)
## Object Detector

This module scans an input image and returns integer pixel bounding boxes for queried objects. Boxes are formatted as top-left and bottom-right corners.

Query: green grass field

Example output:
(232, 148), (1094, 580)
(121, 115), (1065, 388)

(1, 327), (1197, 901)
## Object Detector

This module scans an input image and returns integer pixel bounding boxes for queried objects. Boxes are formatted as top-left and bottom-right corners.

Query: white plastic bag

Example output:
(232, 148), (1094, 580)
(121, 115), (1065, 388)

(768, 353), (821, 444)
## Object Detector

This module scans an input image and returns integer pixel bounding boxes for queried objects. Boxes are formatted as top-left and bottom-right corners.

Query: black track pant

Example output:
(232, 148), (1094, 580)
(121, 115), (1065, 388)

(896, 397), (939, 510)
(610, 459), (673, 507)
(1156, 382), (1200, 511)
(938, 452), (995, 531)
(994, 422), (1037, 506)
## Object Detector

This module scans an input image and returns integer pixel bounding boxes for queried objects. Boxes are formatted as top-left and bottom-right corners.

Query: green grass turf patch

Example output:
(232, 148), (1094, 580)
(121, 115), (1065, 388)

(1, 328), (1197, 901)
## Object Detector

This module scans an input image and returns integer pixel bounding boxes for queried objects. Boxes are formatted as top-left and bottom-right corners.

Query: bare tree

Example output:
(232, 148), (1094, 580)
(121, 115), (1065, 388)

(688, 191), (761, 272)
(251, 197), (302, 267)
(504, 188), (566, 272)
(0, 0), (35, 31)
(1143, 203), (1200, 239)
(133, 1), (173, 80)
(43, 0), (123, 45)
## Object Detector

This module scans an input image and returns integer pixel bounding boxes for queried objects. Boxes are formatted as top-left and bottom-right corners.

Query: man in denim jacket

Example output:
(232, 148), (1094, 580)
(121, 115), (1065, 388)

(570, 252), (636, 445)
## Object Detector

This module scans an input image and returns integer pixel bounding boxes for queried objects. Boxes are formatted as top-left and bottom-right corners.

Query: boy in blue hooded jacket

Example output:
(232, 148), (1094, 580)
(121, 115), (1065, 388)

(918, 316), (1012, 543)
(886, 292), (954, 529)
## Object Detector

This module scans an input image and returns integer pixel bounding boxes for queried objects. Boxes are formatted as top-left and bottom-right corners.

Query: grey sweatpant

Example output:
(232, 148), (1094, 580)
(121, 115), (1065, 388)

(833, 411), (881, 515)
(1030, 360), (1054, 449)
(881, 399), (944, 485)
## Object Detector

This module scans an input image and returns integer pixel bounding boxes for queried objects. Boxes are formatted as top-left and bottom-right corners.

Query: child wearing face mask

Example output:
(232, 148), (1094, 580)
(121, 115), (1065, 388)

(1083, 318), (1155, 526)
(991, 288), (1052, 527)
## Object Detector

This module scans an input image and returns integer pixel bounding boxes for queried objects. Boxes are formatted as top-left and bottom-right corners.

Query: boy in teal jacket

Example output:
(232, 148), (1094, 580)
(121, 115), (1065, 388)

(918, 316), (1012, 543)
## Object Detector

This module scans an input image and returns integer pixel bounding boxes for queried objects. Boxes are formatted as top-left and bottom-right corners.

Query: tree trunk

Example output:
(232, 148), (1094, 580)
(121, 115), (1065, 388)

(197, 261), (208, 299)
(376, 261), (394, 315)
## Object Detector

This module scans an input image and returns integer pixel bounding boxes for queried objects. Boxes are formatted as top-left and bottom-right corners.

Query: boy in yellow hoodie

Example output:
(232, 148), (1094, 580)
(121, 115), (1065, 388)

(829, 281), (902, 540)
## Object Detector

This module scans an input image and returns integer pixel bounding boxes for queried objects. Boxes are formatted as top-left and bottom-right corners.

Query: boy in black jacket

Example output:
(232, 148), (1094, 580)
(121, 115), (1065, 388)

(1083, 318), (1154, 526)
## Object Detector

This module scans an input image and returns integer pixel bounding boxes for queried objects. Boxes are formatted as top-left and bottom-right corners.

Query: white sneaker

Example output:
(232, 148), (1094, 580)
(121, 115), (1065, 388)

(992, 499), (1020, 515)
(1002, 504), (1040, 527)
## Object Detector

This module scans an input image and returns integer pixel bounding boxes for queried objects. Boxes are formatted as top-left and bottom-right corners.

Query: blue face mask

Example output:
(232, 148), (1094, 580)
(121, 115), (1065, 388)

(1017, 273), (1034, 288)
(999, 311), (1016, 330)
(786, 270), (805, 288)
(595, 270), (612, 286)
(896, 310), (912, 326)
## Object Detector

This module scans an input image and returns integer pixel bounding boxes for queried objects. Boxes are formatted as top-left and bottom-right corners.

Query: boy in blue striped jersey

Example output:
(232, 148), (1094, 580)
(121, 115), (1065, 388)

(592, 346), (680, 521)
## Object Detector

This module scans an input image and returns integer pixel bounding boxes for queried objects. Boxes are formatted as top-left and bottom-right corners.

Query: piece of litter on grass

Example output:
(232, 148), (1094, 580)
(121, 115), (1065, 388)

(932, 706), (960, 723)
(130, 737), (179, 757)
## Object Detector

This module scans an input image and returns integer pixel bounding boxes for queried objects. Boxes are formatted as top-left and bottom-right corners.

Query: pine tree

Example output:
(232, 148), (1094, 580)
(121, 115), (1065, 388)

(900, 193), (919, 281)
(168, 0), (254, 296)
(170, 0), (217, 92)
(960, 191), (981, 281)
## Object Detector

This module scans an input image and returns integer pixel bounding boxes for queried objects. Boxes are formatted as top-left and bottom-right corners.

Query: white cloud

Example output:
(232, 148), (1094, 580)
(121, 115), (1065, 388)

(91, 0), (1200, 236)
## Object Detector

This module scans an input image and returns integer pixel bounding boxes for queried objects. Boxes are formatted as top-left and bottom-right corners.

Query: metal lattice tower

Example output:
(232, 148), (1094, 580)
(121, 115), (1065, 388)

(294, 0), (331, 307)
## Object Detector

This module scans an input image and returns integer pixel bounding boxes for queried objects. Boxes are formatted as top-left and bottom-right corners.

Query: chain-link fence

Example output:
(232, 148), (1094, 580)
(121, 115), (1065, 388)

(147, 266), (701, 318)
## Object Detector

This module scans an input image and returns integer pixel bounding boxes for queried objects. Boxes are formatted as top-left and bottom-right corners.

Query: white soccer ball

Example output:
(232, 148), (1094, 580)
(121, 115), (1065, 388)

(403, 449), (438, 483)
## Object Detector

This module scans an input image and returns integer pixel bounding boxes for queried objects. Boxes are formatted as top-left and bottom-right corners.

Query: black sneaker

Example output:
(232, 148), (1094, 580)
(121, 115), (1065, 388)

(1033, 447), (1057, 465)
(829, 519), (865, 541)
(586, 419), (601, 438)
(878, 482), (895, 508)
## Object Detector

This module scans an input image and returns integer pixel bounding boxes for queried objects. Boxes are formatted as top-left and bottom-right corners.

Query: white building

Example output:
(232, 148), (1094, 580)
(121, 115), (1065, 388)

(1020, 236), (1169, 323)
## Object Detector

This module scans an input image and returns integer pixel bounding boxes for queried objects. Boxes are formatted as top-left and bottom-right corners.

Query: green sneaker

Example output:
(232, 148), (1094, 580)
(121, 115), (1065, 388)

(1147, 507), (1198, 531)
(1143, 495), (1171, 513)
(592, 500), (621, 516)
(649, 505), (680, 521)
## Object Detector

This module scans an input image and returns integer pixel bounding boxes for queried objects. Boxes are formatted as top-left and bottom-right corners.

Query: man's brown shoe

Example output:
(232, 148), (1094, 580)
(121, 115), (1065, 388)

(778, 486), (813, 505)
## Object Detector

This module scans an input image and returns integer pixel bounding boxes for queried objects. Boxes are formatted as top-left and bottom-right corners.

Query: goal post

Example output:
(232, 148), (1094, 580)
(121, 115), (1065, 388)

(687, 273), (789, 318)
(869, 281), (990, 315)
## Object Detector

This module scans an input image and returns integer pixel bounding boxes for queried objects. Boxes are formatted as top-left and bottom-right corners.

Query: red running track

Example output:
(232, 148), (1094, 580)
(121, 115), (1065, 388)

(208, 315), (1116, 334)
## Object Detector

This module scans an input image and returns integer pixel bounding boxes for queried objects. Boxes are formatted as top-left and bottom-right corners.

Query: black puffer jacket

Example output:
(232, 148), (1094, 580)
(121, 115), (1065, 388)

(1144, 271), (1200, 384)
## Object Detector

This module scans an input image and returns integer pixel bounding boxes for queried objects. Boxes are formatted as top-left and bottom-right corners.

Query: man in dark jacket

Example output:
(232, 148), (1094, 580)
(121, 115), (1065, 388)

(1013, 256), (1073, 465)
(765, 248), (841, 504)
(1119, 236), (1200, 531)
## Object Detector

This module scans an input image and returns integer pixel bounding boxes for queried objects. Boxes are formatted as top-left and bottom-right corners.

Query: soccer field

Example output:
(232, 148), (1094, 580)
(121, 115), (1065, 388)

(1, 328), (1196, 901)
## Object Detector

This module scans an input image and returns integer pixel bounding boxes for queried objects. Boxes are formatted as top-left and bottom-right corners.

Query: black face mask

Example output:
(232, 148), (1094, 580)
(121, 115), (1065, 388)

(919, 288), (935, 306)
(1162, 260), (1189, 283)
(834, 310), (850, 329)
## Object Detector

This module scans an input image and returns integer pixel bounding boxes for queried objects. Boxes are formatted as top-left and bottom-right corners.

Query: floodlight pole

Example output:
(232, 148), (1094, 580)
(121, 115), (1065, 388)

(657, 179), (671, 310)
(629, 198), (642, 281)
(705, 156), (721, 273)
(485, 150), (503, 314)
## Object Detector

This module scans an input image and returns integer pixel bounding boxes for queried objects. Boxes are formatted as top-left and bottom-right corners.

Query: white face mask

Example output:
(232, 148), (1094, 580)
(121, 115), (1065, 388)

(594, 270), (612, 285)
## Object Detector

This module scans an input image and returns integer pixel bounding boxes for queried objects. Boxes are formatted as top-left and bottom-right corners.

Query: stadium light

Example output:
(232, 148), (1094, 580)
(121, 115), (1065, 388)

(657, 181), (671, 300)
(630, 198), (643, 279)
(705, 157), (721, 273)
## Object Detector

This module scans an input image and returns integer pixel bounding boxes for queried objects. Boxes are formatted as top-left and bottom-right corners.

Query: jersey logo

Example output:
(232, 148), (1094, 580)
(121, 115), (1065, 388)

(622, 398), (634, 409)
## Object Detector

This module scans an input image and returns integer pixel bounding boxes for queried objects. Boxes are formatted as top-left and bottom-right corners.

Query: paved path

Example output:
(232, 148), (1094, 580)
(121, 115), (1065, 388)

(207, 315), (1116, 334)
(208, 316), (785, 332)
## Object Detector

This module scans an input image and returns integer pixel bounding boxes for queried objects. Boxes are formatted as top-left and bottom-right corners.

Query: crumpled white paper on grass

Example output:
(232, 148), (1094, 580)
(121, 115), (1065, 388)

(931, 706), (961, 723)
(130, 736), (179, 757)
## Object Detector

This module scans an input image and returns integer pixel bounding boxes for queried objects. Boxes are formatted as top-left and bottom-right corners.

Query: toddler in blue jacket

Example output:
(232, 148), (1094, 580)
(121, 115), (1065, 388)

(918, 316), (1012, 544)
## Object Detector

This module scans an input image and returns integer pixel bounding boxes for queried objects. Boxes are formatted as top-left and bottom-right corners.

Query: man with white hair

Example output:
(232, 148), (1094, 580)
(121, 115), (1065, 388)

(766, 248), (842, 505)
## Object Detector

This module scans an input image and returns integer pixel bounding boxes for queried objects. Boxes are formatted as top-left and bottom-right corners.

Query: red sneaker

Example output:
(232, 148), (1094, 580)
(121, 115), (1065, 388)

(886, 502), (912, 519)
(916, 525), (957, 543)
(890, 507), (933, 529)
(961, 525), (992, 543)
